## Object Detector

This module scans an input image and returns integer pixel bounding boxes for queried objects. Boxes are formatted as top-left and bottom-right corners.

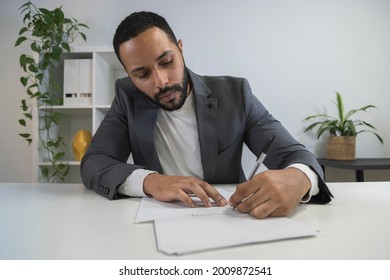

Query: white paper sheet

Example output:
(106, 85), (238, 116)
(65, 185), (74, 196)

(154, 215), (317, 255)
(134, 189), (233, 223)
(134, 189), (317, 255)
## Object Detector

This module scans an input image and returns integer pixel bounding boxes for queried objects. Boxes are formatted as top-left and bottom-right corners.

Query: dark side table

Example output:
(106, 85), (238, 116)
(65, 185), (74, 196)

(318, 158), (390, 182)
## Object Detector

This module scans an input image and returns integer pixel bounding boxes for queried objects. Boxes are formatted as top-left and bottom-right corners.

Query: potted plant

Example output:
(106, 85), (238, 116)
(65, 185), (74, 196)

(304, 92), (383, 160)
(15, 0), (88, 181)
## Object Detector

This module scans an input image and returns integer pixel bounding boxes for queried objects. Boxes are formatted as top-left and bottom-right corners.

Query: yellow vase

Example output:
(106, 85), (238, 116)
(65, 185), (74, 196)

(72, 130), (92, 161)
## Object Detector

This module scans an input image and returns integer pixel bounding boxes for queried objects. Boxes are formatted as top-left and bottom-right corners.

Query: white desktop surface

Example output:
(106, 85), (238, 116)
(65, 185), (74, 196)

(0, 182), (389, 260)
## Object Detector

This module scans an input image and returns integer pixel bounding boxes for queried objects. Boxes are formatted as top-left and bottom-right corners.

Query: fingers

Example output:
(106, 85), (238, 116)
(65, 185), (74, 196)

(183, 180), (228, 208)
(230, 181), (273, 218)
(229, 170), (300, 219)
(229, 179), (259, 210)
(145, 174), (228, 208)
(197, 181), (229, 207)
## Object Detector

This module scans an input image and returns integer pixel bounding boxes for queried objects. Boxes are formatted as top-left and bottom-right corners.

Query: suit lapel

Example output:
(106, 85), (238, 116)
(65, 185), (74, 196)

(134, 94), (163, 173)
(191, 72), (219, 181)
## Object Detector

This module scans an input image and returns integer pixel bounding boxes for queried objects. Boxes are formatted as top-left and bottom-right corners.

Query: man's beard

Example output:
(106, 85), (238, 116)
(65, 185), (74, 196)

(153, 67), (189, 111)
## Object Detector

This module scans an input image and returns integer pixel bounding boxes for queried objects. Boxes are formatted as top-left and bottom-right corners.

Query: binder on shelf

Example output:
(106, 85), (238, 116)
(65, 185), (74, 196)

(63, 59), (92, 106)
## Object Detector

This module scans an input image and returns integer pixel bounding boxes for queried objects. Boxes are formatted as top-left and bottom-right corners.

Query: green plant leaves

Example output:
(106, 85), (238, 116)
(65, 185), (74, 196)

(303, 92), (383, 144)
(15, 36), (27, 47)
(61, 42), (70, 52)
(15, 0), (88, 182)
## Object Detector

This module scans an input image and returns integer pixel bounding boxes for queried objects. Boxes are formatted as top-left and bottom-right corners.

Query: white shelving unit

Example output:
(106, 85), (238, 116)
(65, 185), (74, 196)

(32, 46), (127, 183)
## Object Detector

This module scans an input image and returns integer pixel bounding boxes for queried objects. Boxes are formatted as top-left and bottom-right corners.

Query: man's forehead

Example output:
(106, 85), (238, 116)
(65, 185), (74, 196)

(121, 29), (174, 55)
(129, 27), (170, 45)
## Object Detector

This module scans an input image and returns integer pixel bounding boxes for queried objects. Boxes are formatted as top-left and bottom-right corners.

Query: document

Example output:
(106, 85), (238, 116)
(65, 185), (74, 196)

(155, 215), (316, 255)
(135, 189), (317, 255)
(135, 189), (233, 223)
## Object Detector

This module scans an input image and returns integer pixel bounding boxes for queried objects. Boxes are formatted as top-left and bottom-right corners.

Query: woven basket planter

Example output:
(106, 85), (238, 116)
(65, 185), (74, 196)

(327, 136), (356, 160)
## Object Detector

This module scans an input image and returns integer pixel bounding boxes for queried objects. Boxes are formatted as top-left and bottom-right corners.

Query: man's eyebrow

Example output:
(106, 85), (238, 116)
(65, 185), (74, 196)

(156, 50), (172, 61)
(130, 50), (173, 74)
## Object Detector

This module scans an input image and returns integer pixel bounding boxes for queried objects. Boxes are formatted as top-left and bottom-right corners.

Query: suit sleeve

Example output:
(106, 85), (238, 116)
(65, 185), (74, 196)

(240, 78), (333, 204)
(80, 79), (144, 200)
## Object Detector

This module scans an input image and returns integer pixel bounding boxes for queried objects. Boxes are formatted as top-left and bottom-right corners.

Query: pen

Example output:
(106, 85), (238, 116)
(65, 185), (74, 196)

(233, 135), (275, 210)
(232, 135), (275, 210)
(248, 135), (275, 180)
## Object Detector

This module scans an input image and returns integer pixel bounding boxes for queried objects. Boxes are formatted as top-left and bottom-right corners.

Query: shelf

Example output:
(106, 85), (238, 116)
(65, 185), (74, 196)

(33, 47), (120, 183)
(39, 161), (81, 166)
(39, 106), (93, 116)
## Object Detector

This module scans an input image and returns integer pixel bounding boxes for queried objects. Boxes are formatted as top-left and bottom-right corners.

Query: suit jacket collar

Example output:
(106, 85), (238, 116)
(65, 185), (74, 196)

(189, 70), (219, 181)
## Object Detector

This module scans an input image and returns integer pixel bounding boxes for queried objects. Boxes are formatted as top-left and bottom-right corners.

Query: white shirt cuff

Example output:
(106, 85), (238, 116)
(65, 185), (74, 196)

(117, 169), (156, 197)
(287, 163), (319, 203)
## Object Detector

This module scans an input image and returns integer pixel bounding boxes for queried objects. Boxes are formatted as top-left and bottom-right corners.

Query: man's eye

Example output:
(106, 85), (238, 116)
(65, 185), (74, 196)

(139, 72), (150, 79)
(161, 59), (173, 66)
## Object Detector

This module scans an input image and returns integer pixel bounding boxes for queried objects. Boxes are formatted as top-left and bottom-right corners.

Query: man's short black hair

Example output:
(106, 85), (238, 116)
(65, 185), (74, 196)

(113, 11), (178, 66)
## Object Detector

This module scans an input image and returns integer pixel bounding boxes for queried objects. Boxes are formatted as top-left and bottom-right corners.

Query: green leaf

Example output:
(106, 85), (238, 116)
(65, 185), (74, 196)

(23, 113), (33, 119)
(361, 121), (376, 130)
(19, 119), (26, 126)
(19, 54), (27, 68)
(31, 41), (41, 52)
(53, 152), (65, 162)
(19, 133), (30, 138)
(26, 89), (33, 97)
(304, 114), (332, 121)
(57, 163), (68, 170)
(15, 36), (27, 47)
(54, 7), (65, 21)
(78, 23), (89, 28)
(335, 92), (345, 124)
(52, 45), (62, 60)
(28, 64), (38, 73)
(18, 2), (30, 12)
(21, 100), (28, 111)
(39, 8), (50, 15)
(20, 76), (28, 86)
(36, 73), (44, 83)
(18, 27), (29, 35)
(32, 92), (42, 98)
(346, 119), (356, 135)
(41, 167), (49, 178)
(22, 13), (31, 24)
(61, 42), (70, 52)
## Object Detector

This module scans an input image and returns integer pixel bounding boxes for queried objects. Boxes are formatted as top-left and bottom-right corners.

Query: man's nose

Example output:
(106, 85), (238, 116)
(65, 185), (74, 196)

(153, 70), (169, 89)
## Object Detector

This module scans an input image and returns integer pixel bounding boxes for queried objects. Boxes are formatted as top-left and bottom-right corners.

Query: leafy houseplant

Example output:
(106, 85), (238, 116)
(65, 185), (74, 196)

(304, 92), (383, 160)
(15, 0), (88, 181)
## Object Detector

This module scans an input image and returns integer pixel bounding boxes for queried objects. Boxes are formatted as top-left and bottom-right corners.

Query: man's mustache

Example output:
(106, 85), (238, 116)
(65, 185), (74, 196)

(156, 84), (183, 97)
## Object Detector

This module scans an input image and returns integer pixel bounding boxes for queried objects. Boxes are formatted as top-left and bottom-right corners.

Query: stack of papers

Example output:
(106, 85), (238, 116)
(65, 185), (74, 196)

(135, 190), (317, 255)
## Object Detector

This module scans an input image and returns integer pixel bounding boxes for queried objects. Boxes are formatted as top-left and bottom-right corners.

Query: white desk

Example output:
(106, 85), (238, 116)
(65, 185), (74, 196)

(0, 182), (389, 260)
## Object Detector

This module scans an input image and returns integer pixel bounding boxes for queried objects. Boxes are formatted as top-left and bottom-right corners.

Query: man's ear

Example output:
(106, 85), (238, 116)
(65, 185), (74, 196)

(177, 39), (183, 54)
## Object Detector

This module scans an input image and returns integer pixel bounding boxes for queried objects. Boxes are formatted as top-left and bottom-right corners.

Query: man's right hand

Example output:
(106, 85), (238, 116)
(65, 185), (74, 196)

(143, 173), (228, 208)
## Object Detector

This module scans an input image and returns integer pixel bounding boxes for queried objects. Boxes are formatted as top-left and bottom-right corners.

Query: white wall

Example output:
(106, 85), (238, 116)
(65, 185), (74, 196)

(1, 0), (389, 182)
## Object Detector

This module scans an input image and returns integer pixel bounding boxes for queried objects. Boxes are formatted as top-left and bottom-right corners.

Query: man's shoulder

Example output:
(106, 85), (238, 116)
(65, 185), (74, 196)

(190, 70), (247, 93)
(195, 72), (245, 84)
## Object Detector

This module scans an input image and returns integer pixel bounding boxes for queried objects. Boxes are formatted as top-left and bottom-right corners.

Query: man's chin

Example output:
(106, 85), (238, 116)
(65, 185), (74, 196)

(159, 102), (180, 111)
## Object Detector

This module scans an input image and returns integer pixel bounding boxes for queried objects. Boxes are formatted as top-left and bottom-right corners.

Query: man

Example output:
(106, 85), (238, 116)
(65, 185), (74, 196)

(81, 11), (333, 218)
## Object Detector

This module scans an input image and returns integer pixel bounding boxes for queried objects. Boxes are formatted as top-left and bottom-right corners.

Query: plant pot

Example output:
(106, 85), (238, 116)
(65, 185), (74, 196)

(327, 136), (356, 160)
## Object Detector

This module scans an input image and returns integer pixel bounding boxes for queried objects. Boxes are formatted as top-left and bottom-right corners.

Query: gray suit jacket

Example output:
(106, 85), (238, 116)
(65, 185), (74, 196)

(81, 69), (332, 203)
